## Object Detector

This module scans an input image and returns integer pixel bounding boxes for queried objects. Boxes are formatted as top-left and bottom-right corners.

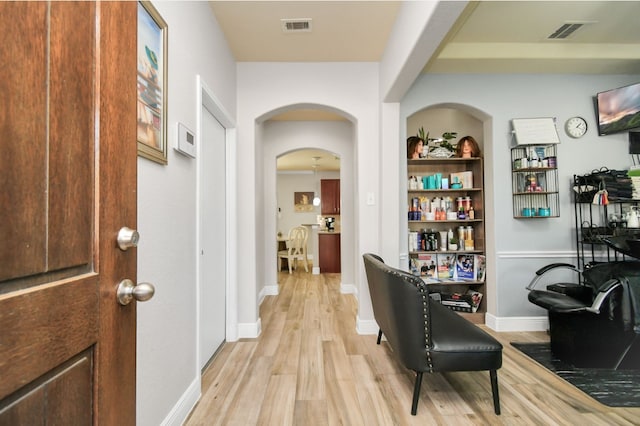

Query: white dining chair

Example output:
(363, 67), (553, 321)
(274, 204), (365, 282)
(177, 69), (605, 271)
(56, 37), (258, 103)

(278, 226), (309, 273)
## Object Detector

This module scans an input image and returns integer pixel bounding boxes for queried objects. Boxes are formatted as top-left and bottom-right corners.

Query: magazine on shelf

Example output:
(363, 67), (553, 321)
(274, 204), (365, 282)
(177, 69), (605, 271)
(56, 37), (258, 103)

(455, 254), (475, 280)
(466, 289), (483, 311)
(439, 289), (483, 313)
(452, 254), (486, 282)
(437, 253), (456, 280)
(475, 255), (486, 282)
(417, 253), (485, 284)
(413, 254), (437, 278)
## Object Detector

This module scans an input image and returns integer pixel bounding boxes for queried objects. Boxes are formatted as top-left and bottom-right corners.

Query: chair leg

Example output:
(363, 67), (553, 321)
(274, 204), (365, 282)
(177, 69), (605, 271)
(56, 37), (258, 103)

(376, 329), (382, 344)
(411, 371), (423, 415)
(288, 257), (293, 274)
(303, 256), (309, 272)
(490, 369), (500, 415)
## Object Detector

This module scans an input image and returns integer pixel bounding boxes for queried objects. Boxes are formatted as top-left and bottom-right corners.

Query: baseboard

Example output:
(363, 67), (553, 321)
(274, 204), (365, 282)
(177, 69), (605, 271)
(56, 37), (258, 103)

(341, 283), (357, 294)
(356, 316), (378, 335)
(260, 285), (279, 305)
(158, 376), (200, 426)
(237, 317), (262, 339)
(486, 313), (549, 332)
(358, 314), (547, 336)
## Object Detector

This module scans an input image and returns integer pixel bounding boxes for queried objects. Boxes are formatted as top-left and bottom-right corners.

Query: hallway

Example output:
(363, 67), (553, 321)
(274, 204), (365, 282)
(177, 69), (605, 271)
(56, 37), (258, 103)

(185, 270), (640, 425)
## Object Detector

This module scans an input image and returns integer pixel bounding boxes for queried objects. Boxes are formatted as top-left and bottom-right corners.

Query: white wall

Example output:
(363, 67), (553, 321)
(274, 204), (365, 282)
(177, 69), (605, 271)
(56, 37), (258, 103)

(400, 73), (639, 329)
(135, 2), (236, 425)
(276, 169), (341, 257)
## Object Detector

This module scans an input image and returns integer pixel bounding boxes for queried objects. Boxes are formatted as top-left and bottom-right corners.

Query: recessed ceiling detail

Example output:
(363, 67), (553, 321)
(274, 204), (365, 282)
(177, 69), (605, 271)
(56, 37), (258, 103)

(281, 18), (312, 33)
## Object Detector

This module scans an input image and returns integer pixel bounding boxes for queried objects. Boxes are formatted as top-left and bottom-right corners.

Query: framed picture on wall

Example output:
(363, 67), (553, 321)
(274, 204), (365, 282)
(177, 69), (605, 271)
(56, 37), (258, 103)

(137, 1), (168, 164)
(294, 192), (314, 212)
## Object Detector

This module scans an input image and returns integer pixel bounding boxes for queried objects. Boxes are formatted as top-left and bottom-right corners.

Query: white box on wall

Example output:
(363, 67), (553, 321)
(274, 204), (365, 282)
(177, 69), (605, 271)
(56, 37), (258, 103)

(175, 122), (196, 158)
(511, 117), (560, 146)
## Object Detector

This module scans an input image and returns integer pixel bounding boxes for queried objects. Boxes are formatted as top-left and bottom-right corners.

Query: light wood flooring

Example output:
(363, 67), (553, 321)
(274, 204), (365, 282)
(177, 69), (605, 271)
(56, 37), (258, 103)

(185, 270), (640, 425)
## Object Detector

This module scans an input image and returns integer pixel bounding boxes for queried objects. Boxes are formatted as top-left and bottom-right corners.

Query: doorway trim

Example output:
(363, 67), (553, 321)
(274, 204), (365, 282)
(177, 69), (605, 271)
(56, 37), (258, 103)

(195, 75), (237, 377)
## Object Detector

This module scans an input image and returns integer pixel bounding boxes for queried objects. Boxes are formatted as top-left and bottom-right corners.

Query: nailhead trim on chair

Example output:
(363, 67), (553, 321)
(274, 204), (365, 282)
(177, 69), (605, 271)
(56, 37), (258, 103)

(418, 281), (434, 372)
(386, 267), (434, 372)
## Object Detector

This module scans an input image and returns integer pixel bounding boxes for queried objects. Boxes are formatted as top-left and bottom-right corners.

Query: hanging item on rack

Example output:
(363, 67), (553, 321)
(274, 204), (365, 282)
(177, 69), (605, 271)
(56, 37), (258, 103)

(592, 182), (609, 205)
(575, 167), (633, 202)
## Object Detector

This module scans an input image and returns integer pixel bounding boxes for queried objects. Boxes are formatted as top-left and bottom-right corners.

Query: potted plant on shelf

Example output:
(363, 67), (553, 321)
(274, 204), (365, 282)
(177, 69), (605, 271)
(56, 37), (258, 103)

(428, 131), (458, 158)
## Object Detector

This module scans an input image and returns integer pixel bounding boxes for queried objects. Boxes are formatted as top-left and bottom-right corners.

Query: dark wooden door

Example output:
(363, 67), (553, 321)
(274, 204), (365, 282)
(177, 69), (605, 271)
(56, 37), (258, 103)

(0, 2), (138, 424)
(321, 179), (340, 215)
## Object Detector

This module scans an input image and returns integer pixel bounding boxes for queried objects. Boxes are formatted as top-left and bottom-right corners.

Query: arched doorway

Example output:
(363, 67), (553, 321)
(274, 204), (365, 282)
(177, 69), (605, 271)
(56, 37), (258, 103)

(276, 148), (339, 275)
(259, 105), (357, 296)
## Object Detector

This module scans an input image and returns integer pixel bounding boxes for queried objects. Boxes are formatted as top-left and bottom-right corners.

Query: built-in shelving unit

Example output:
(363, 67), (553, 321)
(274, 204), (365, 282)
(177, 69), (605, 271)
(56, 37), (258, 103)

(407, 157), (486, 323)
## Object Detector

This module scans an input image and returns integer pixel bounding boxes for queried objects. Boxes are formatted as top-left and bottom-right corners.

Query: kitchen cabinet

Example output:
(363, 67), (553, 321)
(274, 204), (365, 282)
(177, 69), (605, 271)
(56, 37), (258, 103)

(319, 233), (341, 273)
(407, 156), (486, 323)
(321, 179), (340, 215)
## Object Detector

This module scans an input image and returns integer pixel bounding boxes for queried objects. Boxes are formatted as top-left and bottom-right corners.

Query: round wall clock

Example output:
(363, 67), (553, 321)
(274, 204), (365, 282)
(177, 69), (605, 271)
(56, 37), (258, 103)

(565, 116), (588, 138)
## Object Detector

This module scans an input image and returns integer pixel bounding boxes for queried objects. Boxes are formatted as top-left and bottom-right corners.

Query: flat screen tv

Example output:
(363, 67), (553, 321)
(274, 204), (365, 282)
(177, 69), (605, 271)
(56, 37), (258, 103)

(595, 82), (640, 135)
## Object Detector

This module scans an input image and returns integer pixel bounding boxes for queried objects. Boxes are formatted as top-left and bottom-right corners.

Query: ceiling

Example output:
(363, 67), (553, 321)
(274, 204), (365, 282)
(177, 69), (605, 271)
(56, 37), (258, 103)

(276, 149), (341, 172)
(210, 1), (640, 170)
(210, 1), (640, 72)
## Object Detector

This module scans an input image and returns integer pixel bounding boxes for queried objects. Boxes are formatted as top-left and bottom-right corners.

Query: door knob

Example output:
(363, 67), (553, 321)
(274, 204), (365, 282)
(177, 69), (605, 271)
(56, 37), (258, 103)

(117, 227), (140, 251)
(117, 279), (155, 305)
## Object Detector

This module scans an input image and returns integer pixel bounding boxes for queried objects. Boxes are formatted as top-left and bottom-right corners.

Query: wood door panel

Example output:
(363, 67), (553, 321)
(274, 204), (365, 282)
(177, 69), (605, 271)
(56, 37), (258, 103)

(0, 387), (45, 425)
(0, 275), (98, 400)
(47, 354), (92, 424)
(0, 2), (48, 281)
(0, 350), (93, 425)
(48, 1), (94, 271)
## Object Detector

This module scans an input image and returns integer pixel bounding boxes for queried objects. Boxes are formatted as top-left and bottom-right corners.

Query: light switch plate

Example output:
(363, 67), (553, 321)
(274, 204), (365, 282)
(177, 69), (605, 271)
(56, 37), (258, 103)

(366, 192), (375, 205)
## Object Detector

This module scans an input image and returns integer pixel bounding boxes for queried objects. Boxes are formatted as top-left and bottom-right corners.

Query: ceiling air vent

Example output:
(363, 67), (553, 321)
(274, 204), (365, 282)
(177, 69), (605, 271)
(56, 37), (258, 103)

(547, 22), (591, 39)
(281, 18), (312, 33)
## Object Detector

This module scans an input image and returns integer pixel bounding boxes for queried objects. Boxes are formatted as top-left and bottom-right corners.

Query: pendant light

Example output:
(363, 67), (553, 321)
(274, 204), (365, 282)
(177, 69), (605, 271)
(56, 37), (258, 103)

(312, 156), (321, 206)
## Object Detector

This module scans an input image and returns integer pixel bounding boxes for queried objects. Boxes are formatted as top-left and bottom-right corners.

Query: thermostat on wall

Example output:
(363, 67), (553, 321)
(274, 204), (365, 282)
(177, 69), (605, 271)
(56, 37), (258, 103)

(175, 122), (196, 158)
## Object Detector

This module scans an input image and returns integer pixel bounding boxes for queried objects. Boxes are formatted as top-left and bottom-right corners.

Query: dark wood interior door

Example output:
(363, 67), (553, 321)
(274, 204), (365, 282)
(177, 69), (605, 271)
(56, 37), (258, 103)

(0, 2), (138, 424)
